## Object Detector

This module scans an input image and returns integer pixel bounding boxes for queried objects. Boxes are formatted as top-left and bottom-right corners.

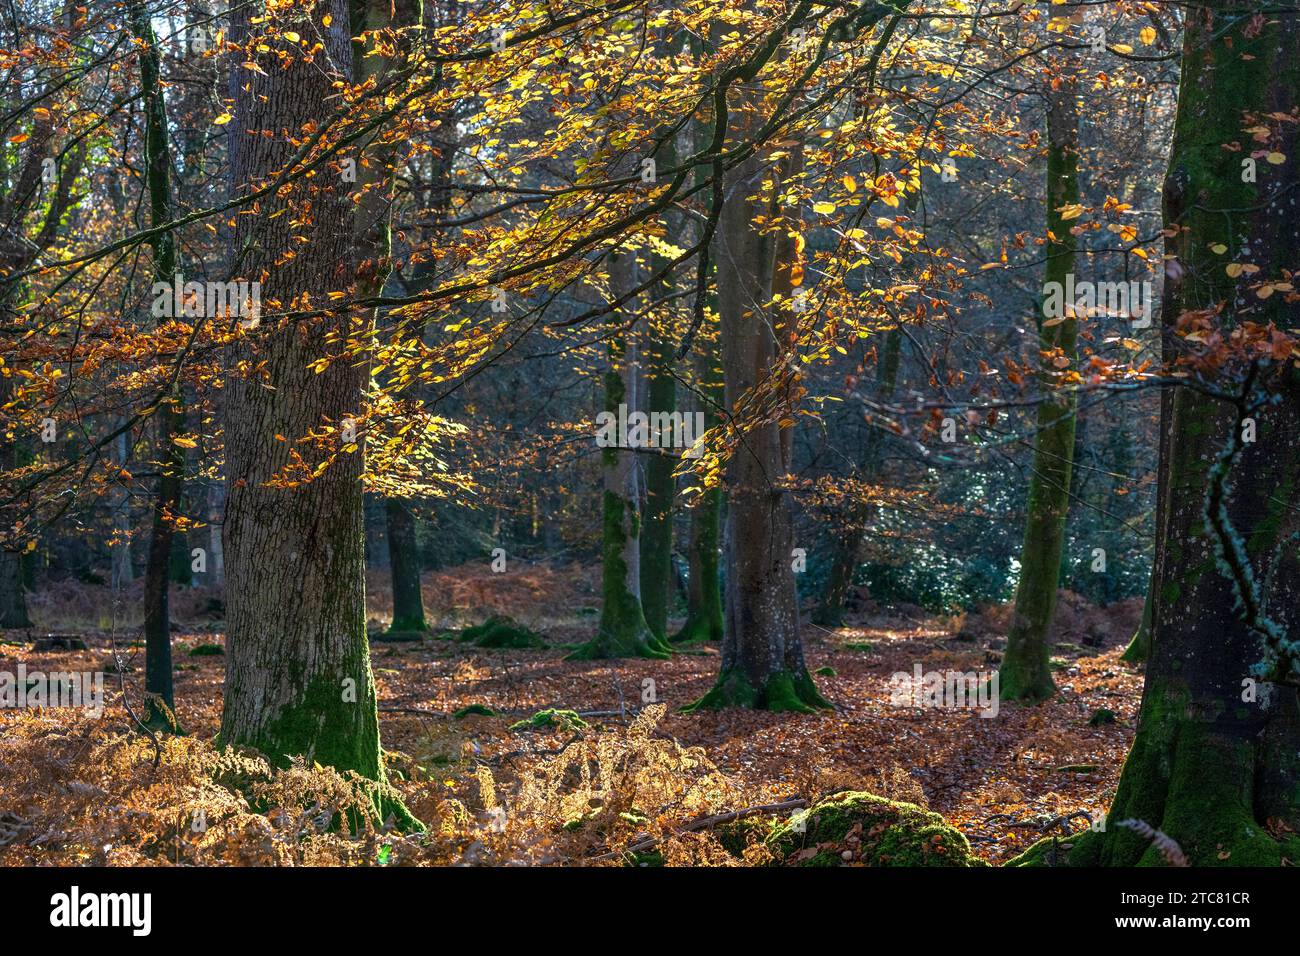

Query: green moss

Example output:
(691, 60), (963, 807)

(682, 666), (831, 714)
(509, 708), (589, 732)
(767, 792), (986, 867)
(1088, 708), (1117, 726)
(814, 666), (837, 677)
(452, 704), (498, 718)
(671, 611), (723, 645)
(1005, 833), (1088, 867)
(375, 619), (427, 643)
(456, 615), (547, 649)
(188, 643), (225, 656)
(715, 816), (779, 856)
(569, 491), (671, 660)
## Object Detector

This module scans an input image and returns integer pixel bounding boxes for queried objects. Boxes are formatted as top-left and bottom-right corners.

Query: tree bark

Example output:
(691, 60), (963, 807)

(687, 94), (825, 711)
(1070, 4), (1300, 866)
(220, 1), (411, 827)
(998, 80), (1080, 702)
(131, 0), (184, 731)
(384, 498), (427, 633)
(673, 345), (725, 644)
(571, 252), (669, 660)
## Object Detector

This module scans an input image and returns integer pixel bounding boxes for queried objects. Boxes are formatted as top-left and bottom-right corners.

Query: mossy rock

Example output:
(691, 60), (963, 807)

(1088, 708), (1117, 726)
(715, 815), (780, 856)
(188, 643), (225, 657)
(767, 792), (987, 867)
(453, 704), (499, 719)
(457, 615), (547, 649)
(814, 666), (837, 677)
(508, 708), (588, 732)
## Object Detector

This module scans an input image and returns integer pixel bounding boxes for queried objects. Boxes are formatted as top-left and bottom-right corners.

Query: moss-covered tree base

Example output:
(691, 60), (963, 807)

(670, 613), (723, 645)
(766, 792), (987, 866)
(1119, 627), (1148, 663)
(455, 615), (547, 649)
(997, 645), (1058, 703)
(375, 625), (428, 643)
(376, 615), (430, 643)
(682, 667), (831, 714)
(567, 626), (671, 660)
(1013, 689), (1300, 867)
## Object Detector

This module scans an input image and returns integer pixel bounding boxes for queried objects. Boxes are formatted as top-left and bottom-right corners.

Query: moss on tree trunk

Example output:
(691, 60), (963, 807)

(221, 0), (419, 831)
(998, 80), (1080, 702)
(687, 71), (825, 711)
(571, 255), (670, 661)
(1064, 5), (1300, 865)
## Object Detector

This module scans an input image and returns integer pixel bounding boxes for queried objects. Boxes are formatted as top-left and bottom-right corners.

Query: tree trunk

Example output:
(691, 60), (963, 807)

(384, 498), (428, 633)
(674, 345), (725, 645)
(686, 108), (825, 711)
(131, 0), (182, 731)
(998, 81), (1080, 702)
(1120, 564), (1154, 663)
(1070, 4), (1300, 866)
(639, 314), (677, 643)
(0, 377), (31, 628)
(220, 1), (410, 825)
(815, 327), (902, 627)
(572, 252), (669, 660)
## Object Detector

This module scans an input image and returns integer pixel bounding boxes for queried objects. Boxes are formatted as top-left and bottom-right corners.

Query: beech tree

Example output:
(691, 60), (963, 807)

(1066, 2), (1300, 866)
(998, 75), (1081, 702)
(218, 0), (413, 825)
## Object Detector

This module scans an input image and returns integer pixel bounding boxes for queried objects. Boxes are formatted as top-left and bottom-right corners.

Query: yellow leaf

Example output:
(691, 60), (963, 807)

(1267, 152), (1286, 165)
(1226, 263), (1244, 277)
(812, 201), (836, 215)
(1139, 27), (1156, 46)
(213, 113), (233, 125)
(283, 31), (300, 42)
(1111, 43), (1134, 54)
(1058, 204), (1085, 221)
(842, 174), (857, 193)
(1210, 243), (1228, 254)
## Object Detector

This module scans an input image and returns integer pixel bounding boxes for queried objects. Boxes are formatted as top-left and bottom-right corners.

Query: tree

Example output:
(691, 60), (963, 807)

(687, 72), (826, 711)
(131, 0), (183, 732)
(0, 0), (87, 629)
(998, 76), (1081, 702)
(673, 342), (725, 645)
(571, 250), (670, 660)
(815, 326), (901, 626)
(219, 0), (414, 827)
(1067, 3), (1300, 866)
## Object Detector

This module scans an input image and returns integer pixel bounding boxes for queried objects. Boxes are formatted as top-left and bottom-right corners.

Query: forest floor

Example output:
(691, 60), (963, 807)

(1, 561), (1143, 865)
